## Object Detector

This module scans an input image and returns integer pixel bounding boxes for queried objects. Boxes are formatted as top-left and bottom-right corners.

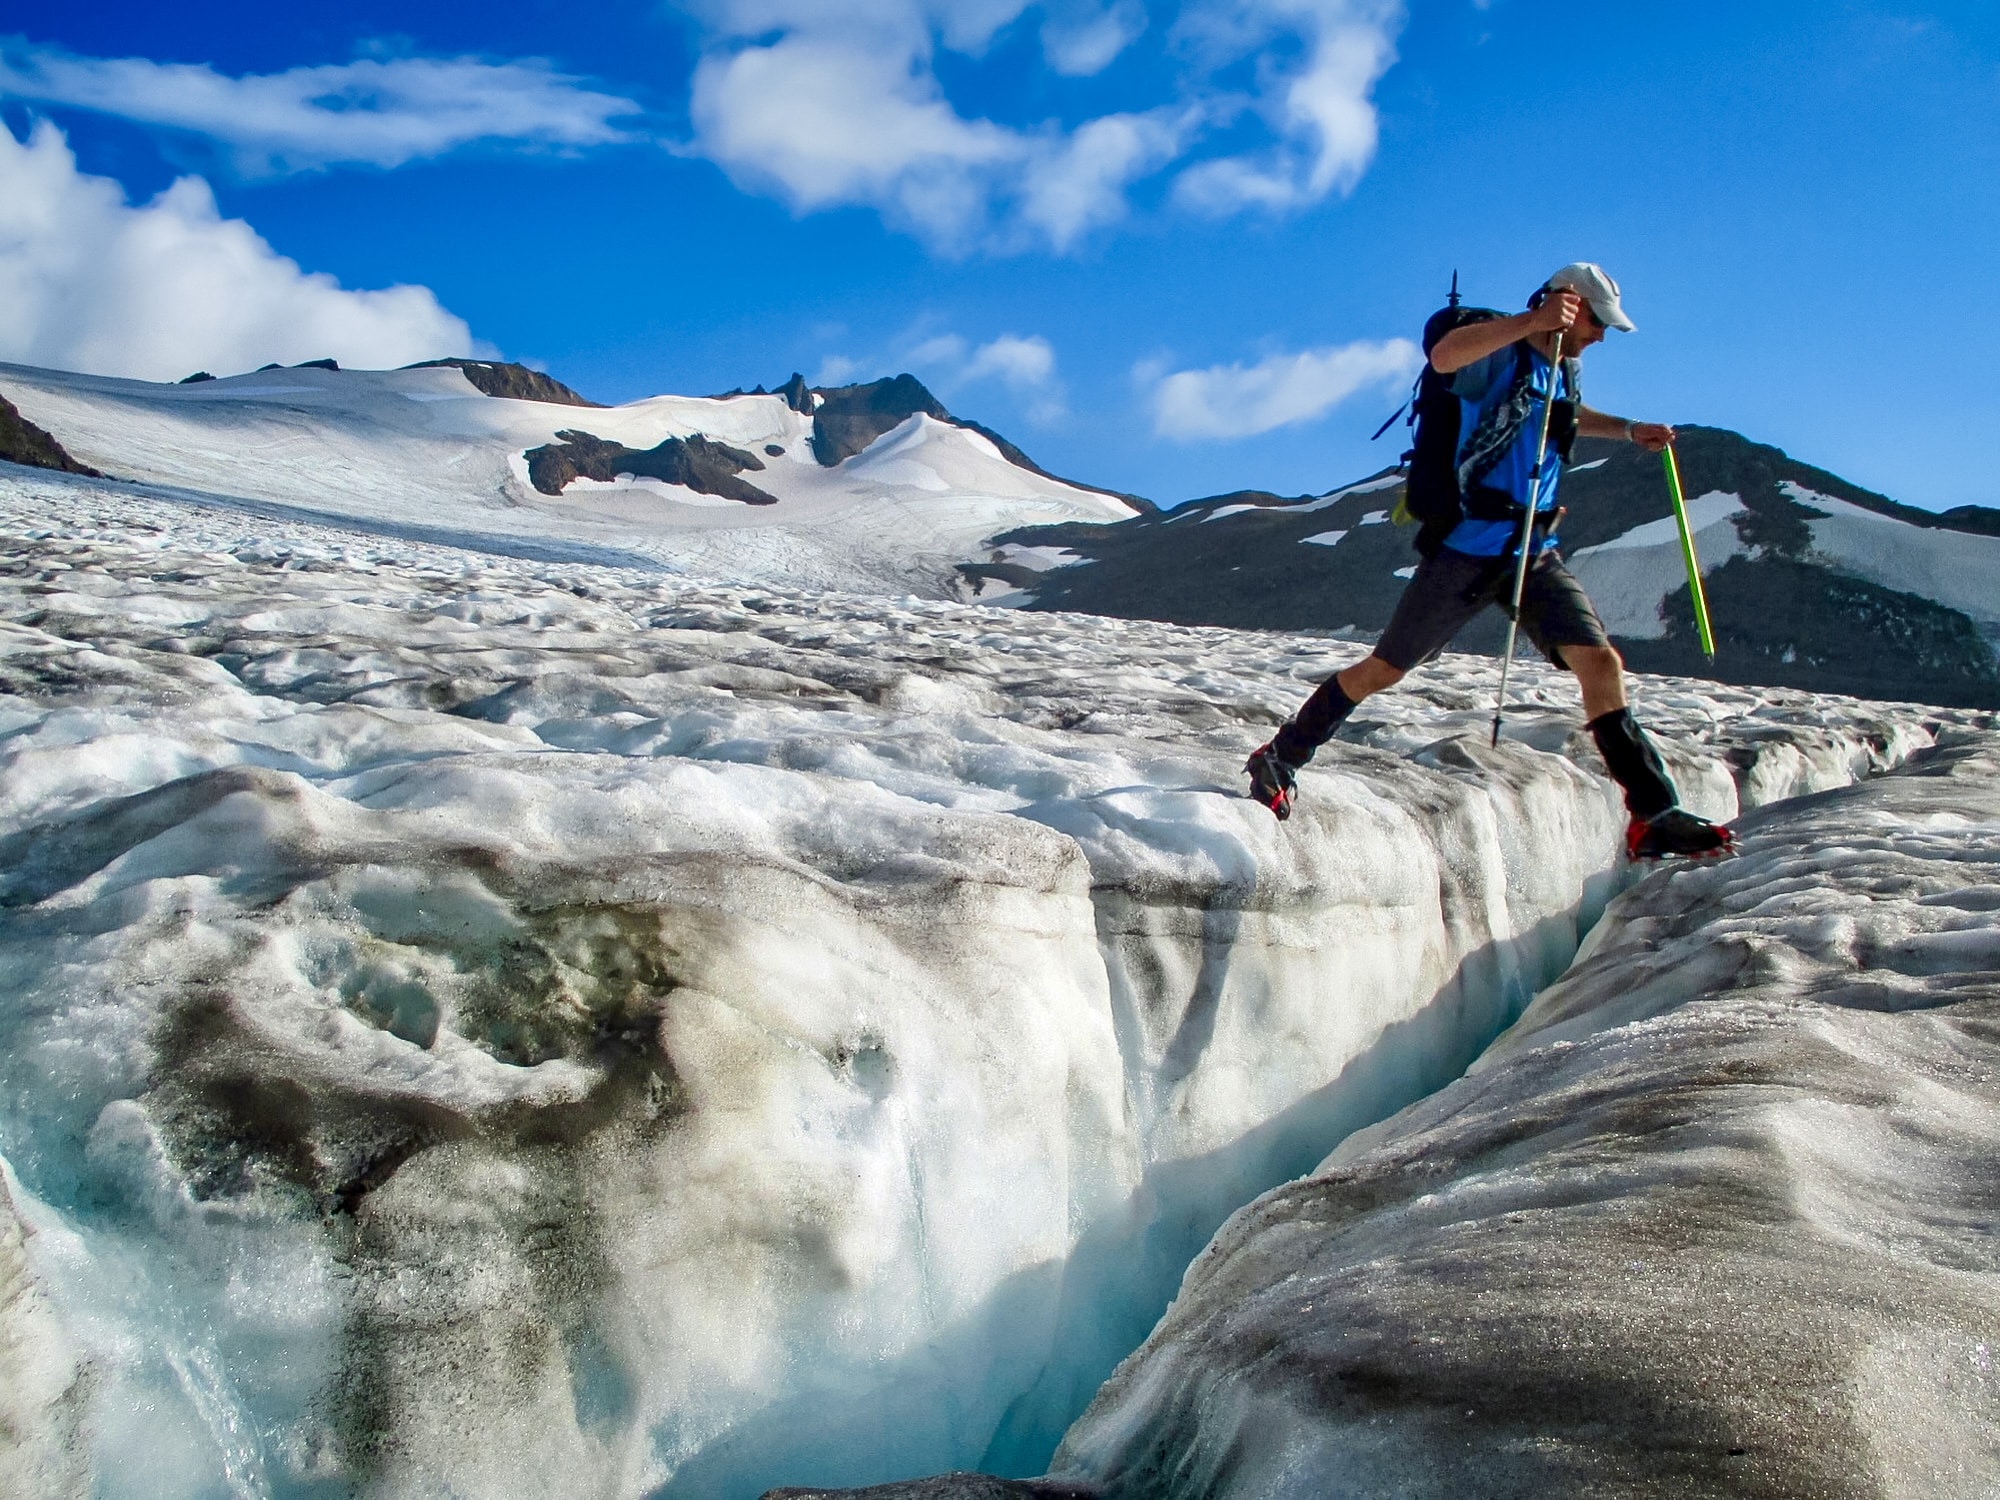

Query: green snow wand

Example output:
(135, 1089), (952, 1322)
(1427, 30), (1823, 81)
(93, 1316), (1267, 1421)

(1490, 332), (1563, 747)
(1662, 442), (1718, 659)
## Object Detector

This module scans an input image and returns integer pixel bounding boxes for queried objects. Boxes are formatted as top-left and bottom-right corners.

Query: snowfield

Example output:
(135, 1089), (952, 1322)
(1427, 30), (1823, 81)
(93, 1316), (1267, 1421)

(0, 465), (1992, 1498)
(1567, 488), (1748, 640)
(0, 361), (1136, 601)
(1567, 481), (2000, 646)
(1783, 483), (2000, 632)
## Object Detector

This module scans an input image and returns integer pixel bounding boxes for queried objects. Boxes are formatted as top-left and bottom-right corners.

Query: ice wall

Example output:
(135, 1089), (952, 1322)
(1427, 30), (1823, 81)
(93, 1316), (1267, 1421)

(1051, 731), (2000, 1498)
(0, 472), (1968, 1497)
(0, 1169), (89, 1495)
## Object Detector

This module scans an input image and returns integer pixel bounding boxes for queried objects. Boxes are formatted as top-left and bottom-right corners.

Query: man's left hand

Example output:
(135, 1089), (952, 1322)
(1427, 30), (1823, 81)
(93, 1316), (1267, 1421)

(1628, 422), (1675, 452)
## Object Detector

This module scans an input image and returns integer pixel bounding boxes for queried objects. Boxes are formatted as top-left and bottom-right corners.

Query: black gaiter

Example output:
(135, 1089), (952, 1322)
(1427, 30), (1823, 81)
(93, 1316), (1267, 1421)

(1588, 707), (1678, 819)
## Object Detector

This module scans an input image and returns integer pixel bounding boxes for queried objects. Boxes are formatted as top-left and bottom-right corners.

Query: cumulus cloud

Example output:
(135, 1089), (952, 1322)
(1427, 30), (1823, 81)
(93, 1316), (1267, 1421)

(0, 40), (641, 173)
(0, 119), (475, 381)
(689, 38), (1021, 243)
(812, 353), (864, 386)
(964, 333), (1056, 389)
(899, 330), (1067, 423)
(1041, 0), (1149, 75)
(1145, 336), (1419, 439)
(1019, 109), (1190, 248)
(672, 0), (1404, 251)
(1172, 0), (1403, 213)
(964, 332), (1065, 419)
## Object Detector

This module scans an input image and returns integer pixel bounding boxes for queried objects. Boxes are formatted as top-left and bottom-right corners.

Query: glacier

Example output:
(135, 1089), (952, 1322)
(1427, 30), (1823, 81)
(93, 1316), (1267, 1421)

(1049, 731), (2000, 1498)
(0, 361), (1137, 602)
(0, 460), (1989, 1498)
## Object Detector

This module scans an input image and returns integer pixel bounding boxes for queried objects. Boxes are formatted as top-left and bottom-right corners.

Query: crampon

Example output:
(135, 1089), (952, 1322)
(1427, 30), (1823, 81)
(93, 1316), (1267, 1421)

(1626, 807), (1737, 861)
(1244, 743), (1297, 821)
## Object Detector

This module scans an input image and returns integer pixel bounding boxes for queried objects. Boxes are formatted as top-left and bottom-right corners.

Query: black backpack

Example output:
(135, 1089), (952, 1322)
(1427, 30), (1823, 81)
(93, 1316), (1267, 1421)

(1385, 281), (1578, 556)
(1396, 299), (1503, 556)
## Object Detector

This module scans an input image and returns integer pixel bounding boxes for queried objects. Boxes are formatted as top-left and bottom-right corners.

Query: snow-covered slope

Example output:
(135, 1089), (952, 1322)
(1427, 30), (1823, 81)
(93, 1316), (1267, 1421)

(1565, 487), (1749, 638)
(0, 467), (1985, 1498)
(1049, 731), (2000, 1499)
(998, 427), (2000, 710)
(0, 360), (1135, 599)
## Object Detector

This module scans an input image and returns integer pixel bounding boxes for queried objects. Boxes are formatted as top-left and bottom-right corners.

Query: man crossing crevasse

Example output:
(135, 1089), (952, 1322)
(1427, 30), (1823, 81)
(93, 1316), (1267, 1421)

(1246, 263), (1735, 861)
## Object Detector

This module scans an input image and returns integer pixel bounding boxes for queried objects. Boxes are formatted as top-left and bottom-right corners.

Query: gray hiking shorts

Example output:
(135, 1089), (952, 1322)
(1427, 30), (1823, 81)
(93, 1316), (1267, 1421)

(1375, 547), (1611, 673)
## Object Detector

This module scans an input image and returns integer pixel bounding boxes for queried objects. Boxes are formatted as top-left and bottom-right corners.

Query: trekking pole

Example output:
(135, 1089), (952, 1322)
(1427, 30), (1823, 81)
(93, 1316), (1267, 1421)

(1661, 442), (1717, 659)
(1489, 331), (1564, 746)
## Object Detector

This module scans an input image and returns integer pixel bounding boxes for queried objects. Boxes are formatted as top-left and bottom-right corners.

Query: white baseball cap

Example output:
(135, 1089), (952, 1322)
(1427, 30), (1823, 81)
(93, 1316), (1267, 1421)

(1545, 262), (1635, 332)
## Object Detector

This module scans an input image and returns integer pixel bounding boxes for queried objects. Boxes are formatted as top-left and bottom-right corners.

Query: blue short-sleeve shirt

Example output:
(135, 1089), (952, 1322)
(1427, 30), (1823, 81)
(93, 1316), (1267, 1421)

(1441, 345), (1571, 558)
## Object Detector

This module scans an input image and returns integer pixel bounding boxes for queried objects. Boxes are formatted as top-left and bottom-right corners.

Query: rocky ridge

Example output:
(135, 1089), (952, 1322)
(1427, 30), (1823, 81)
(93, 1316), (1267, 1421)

(987, 427), (2000, 709)
(405, 357), (605, 407)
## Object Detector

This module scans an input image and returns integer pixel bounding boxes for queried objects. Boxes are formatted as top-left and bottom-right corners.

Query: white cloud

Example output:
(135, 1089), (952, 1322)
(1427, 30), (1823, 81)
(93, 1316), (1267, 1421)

(965, 333), (1056, 388)
(684, 0), (1030, 55)
(672, 0), (1405, 251)
(1019, 109), (1189, 248)
(0, 119), (475, 381)
(689, 38), (1021, 243)
(1173, 0), (1403, 213)
(1145, 336), (1419, 439)
(905, 334), (971, 367)
(1041, 0), (1149, 75)
(902, 329), (1066, 423)
(812, 353), (864, 386)
(0, 41), (641, 173)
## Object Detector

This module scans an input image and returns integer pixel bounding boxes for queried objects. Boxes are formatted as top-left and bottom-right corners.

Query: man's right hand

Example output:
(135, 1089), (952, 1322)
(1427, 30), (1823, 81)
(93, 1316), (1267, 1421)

(1529, 290), (1583, 335)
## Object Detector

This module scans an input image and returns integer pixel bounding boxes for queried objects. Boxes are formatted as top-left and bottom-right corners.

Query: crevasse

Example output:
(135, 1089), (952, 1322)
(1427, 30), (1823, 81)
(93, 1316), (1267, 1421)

(0, 480), (1948, 1498)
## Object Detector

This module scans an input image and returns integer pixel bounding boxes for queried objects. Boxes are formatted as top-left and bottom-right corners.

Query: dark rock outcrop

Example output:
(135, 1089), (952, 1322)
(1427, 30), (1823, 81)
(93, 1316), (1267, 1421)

(179, 371), (216, 384)
(1625, 555), (2000, 709)
(0, 391), (100, 477)
(809, 374), (952, 467)
(405, 358), (604, 408)
(778, 372), (813, 415)
(1940, 504), (2000, 537)
(524, 429), (777, 505)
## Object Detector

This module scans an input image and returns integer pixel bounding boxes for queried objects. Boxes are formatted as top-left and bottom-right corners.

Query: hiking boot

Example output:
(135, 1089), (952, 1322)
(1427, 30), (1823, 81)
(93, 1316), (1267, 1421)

(1626, 807), (1736, 861)
(1245, 742), (1298, 820)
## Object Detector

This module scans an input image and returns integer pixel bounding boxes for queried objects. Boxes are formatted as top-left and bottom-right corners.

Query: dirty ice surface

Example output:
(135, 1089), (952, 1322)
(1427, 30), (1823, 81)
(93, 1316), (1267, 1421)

(1054, 734), (2000, 1500)
(0, 467), (1978, 1498)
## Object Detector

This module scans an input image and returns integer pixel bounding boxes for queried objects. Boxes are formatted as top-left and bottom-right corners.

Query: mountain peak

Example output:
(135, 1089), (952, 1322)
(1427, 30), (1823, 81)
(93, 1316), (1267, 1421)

(403, 358), (604, 408)
(806, 374), (949, 466)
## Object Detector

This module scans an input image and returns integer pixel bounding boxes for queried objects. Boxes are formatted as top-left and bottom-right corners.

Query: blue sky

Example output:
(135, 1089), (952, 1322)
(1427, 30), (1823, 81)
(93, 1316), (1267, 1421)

(1, 2), (1994, 511)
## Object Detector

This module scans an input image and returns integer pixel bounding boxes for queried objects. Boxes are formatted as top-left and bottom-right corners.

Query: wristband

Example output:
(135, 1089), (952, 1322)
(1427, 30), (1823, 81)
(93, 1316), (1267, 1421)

(1624, 419), (1638, 442)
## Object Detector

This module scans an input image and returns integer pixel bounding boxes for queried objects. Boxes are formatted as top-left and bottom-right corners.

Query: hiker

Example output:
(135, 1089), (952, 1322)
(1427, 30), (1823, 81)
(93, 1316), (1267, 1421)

(1244, 263), (1734, 861)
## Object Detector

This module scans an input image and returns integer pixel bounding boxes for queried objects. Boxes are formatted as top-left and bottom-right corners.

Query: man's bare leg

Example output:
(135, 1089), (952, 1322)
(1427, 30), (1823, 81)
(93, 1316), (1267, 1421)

(1564, 644), (1628, 722)
(1335, 654), (1406, 703)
